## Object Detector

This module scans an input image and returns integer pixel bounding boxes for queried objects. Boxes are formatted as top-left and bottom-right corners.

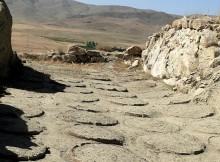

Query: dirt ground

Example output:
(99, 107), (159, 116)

(0, 60), (220, 162)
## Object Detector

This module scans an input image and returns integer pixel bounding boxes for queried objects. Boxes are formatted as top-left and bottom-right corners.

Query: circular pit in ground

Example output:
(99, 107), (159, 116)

(137, 133), (205, 155)
(67, 143), (147, 162)
(0, 133), (47, 161)
(108, 97), (147, 106)
(61, 110), (118, 126)
(69, 104), (109, 113)
(124, 118), (180, 133)
(0, 117), (44, 135)
(66, 125), (125, 145)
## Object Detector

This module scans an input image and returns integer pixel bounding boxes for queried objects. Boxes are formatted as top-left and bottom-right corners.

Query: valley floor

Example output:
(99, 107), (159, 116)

(11, 22), (147, 54)
(0, 60), (220, 162)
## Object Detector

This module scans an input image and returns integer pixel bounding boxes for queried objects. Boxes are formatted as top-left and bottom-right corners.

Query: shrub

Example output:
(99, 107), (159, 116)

(85, 41), (97, 50)
(111, 46), (126, 52)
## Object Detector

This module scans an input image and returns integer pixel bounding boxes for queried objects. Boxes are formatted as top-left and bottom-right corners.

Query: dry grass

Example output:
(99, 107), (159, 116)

(11, 21), (148, 54)
(113, 60), (131, 73)
(19, 53), (49, 61)
(96, 44), (113, 52)
(57, 47), (65, 55)
(12, 30), (69, 53)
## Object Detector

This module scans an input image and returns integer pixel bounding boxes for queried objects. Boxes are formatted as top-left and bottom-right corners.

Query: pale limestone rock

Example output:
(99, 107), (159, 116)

(194, 88), (205, 98)
(191, 19), (206, 30)
(142, 16), (220, 89)
(163, 78), (179, 86)
(128, 60), (140, 69)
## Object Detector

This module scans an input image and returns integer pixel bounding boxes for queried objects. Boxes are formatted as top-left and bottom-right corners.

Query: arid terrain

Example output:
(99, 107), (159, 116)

(11, 22), (148, 53)
(1, 0), (220, 162)
(7, 0), (178, 53)
(1, 60), (220, 162)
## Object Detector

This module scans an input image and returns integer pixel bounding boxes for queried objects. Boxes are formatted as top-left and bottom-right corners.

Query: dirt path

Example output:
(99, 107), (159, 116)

(0, 61), (219, 162)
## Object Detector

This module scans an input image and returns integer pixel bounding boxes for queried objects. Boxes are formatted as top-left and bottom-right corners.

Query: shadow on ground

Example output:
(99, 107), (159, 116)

(0, 104), (46, 162)
(0, 63), (60, 161)
(0, 86), (10, 97)
(4, 65), (67, 93)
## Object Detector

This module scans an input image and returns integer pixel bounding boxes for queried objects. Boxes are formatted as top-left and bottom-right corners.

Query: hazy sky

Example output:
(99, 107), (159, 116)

(77, 0), (220, 15)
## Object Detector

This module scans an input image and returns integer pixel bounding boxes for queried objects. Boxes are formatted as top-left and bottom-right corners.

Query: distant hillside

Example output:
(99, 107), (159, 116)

(6, 0), (180, 53)
(5, 0), (178, 24)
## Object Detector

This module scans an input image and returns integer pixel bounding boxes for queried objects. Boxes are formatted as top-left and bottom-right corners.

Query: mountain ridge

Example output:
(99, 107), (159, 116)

(5, 0), (178, 24)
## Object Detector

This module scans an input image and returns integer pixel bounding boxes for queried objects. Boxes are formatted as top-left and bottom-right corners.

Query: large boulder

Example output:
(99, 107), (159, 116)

(0, 0), (20, 78)
(67, 45), (86, 55)
(63, 54), (77, 63)
(66, 45), (106, 63)
(142, 16), (220, 91)
(125, 46), (142, 57)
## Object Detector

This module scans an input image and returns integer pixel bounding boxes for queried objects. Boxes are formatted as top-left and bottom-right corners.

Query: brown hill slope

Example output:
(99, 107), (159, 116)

(5, 0), (178, 23)
(5, 0), (179, 53)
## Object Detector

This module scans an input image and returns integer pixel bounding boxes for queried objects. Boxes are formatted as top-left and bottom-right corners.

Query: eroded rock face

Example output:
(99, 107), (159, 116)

(142, 16), (220, 91)
(0, 0), (19, 78)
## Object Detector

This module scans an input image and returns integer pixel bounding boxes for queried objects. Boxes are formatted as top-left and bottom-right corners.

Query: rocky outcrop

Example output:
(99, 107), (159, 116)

(54, 45), (107, 63)
(0, 0), (20, 78)
(20, 44), (143, 65)
(20, 45), (107, 64)
(142, 16), (220, 92)
(67, 45), (87, 55)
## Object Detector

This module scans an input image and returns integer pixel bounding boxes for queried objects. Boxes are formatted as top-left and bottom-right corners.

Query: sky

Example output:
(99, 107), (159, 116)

(77, 0), (220, 16)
